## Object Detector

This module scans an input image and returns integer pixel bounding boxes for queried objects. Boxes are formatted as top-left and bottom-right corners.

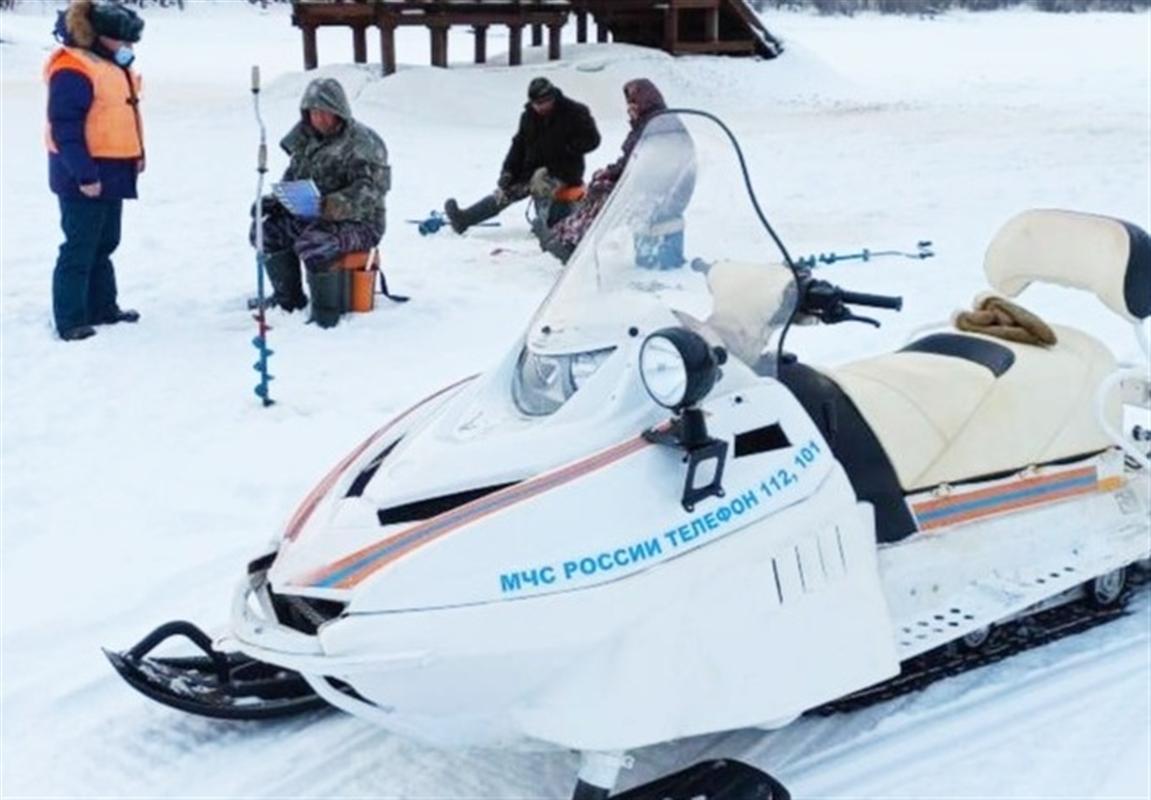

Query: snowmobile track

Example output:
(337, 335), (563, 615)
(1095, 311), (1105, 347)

(811, 567), (1151, 716)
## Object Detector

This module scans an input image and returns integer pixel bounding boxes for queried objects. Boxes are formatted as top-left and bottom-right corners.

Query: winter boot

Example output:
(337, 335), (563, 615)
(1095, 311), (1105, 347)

(306, 268), (345, 329)
(540, 232), (576, 264)
(60, 324), (96, 342)
(95, 307), (141, 325)
(443, 195), (503, 235)
(250, 250), (307, 312)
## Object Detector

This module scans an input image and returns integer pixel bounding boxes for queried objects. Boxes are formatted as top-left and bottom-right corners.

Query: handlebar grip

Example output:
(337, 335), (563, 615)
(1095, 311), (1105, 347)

(839, 289), (903, 311)
(251, 65), (260, 93)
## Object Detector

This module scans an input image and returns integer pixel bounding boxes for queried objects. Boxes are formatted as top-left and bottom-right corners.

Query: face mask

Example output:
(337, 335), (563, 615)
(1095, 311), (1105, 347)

(113, 46), (135, 67)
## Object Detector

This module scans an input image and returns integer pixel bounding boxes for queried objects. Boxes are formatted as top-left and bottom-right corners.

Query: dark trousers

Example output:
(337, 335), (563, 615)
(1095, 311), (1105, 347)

(253, 210), (380, 271)
(53, 196), (123, 333)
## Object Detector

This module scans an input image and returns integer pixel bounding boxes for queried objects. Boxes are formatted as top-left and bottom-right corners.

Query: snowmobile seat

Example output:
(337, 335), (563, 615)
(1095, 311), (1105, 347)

(704, 209), (1144, 496)
(900, 332), (1015, 377)
(827, 208), (1148, 493)
(778, 361), (917, 542)
(983, 209), (1150, 324)
(830, 323), (1119, 492)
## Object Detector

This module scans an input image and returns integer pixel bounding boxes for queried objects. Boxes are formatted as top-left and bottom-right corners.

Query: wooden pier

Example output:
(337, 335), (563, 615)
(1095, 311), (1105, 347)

(292, 0), (781, 76)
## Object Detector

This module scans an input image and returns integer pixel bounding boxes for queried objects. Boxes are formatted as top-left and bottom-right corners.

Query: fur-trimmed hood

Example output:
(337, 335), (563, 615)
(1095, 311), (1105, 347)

(55, 0), (96, 48)
(54, 0), (144, 49)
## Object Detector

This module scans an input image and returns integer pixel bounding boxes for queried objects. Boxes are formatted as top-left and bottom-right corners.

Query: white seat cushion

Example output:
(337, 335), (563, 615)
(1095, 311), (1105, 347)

(830, 325), (1119, 491)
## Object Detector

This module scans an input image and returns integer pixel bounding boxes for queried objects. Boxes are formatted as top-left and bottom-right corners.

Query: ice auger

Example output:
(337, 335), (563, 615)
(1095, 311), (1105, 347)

(250, 65), (274, 406)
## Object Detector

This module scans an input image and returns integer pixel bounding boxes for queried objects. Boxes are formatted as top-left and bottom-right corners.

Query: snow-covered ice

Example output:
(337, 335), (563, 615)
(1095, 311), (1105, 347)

(1, 3), (1148, 797)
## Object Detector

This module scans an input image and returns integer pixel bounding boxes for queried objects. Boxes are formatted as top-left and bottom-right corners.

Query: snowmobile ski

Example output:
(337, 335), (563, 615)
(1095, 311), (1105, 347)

(104, 620), (326, 720)
(610, 760), (790, 800)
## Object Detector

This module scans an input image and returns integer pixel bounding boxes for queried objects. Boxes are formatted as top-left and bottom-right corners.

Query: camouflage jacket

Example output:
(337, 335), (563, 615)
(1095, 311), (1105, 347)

(281, 78), (390, 235)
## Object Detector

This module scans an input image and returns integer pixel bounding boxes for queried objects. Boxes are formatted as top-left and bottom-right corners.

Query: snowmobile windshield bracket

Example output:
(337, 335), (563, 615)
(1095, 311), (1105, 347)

(644, 409), (729, 512)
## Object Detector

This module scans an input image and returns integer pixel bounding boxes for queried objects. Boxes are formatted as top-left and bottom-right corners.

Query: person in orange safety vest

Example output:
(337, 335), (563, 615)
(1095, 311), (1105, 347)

(46, 0), (145, 342)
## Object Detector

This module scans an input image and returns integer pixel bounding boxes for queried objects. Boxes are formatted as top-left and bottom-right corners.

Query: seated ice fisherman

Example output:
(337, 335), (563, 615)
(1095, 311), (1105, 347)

(539, 79), (695, 268)
(250, 77), (390, 328)
(443, 77), (601, 236)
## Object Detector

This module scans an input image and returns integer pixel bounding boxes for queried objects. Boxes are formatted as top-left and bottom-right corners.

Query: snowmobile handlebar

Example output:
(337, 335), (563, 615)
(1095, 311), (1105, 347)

(798, 276), (903, 327)
(837, 289), (904, 311)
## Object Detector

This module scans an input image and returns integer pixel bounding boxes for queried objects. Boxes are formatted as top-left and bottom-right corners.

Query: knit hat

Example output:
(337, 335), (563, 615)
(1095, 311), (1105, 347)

(527, 77), (556, 102)
(90, 2), (144, 43)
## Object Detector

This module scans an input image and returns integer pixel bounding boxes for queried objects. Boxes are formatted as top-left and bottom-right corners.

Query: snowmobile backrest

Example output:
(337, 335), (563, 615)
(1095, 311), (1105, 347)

(984, 209), (1151, 324)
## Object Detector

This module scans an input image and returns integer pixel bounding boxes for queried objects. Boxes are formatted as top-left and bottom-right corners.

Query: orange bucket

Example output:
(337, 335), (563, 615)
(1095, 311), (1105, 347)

(335, 249), (378, 313)
(348, 269), (376, 313)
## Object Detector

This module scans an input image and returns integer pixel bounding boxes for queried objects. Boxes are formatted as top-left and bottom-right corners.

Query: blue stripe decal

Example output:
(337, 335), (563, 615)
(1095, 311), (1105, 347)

(915, 473), (1095, 524)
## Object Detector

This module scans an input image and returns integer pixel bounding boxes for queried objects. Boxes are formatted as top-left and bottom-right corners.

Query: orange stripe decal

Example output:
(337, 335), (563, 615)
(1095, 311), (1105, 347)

(912, 466), (1099, 532)
(293, 432), (655, 589)
(282, 376), (476, 544)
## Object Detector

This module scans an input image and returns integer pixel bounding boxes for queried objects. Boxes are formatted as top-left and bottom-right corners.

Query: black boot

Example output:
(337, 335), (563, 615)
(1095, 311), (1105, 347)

(540, 231), (576, 264)
(306, 269), (345, 329)
(60, 324), (96, 342)
(95, 307), (140, 325)
(253, 250), (307, 312)
(443, 195), (503, 235)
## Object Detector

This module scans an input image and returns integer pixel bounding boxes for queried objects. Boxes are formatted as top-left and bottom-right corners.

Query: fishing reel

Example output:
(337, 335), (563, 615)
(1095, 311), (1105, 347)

(410, 211), (451, 236)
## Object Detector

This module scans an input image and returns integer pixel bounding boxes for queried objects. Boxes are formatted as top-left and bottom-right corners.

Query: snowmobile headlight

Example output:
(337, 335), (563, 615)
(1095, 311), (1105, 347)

(512, 347), (616, 416)
(640, 328), (725, 410)
(570, 348), (615, 390)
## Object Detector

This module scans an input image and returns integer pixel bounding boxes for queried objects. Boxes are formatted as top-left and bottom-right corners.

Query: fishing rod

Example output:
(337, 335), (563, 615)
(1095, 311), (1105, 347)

(795, 240), (934, 269)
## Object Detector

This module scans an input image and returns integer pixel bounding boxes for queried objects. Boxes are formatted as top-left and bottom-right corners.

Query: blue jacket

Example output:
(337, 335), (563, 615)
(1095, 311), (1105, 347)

(46, 18), (139, 200)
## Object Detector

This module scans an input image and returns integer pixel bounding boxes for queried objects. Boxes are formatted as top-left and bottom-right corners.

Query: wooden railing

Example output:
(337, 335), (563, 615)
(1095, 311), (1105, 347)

(291, 0), (779, 75)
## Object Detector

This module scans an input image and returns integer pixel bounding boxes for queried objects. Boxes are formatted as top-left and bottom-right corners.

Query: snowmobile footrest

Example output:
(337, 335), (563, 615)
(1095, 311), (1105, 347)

(104, 620), (327, 720)
(612, 760), (790, 800)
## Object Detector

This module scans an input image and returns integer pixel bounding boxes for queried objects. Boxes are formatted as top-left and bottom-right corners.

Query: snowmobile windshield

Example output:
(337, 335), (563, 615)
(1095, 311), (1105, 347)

(528, 110), (797, 377)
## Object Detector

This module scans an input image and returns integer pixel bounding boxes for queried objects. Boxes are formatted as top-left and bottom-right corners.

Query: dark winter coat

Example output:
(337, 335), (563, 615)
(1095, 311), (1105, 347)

(280, 78), (391, 236)
(501, 90), (601, 187)
(46, 3), (142, 200)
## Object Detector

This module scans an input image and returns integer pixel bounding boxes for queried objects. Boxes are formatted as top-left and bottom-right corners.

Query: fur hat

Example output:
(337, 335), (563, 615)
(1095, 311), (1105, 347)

(527, 77), (556, 102)
(64, 0), (143, 48)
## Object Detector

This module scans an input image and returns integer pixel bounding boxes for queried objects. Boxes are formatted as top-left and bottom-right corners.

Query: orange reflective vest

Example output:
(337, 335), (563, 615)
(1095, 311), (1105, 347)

(45, 46), (144, 160)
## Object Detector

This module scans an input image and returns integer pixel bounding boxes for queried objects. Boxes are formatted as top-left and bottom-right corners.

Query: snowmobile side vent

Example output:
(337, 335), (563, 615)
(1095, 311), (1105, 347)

(376, 482), (519, 526)
(734, 423), (791, 458)
(345, 439), (400, 498)
(771, 559), (784, 604)
(269, 590), (347, 635)
(900, 333), (1015, 377)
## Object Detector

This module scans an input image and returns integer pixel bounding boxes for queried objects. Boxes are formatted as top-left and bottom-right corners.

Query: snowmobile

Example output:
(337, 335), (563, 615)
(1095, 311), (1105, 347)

(107, 110), (1151, 800)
